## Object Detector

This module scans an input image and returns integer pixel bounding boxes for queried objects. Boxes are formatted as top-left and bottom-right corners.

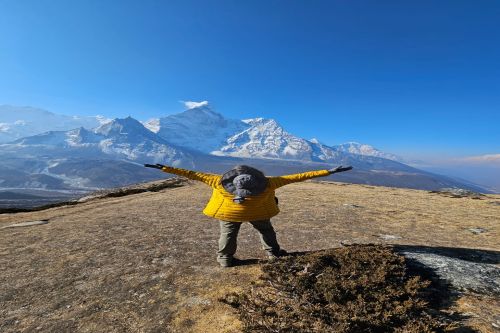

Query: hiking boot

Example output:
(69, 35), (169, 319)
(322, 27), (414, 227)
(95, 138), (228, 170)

(267, 249), (288, 261)
(218, 258), (232, 268)
(218, 257), (244, 268)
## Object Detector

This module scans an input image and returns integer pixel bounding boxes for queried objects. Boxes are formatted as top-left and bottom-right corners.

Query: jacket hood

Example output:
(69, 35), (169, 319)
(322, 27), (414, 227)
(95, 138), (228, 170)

(221, 165), (268, 200)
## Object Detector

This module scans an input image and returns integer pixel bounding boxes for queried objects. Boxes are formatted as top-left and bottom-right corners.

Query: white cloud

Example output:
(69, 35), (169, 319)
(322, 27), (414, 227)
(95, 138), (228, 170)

(182, 100), (209, 110)
(407, 153), (500, 166)
(459, 154), (500, 164)
(0, 123), (10, 132)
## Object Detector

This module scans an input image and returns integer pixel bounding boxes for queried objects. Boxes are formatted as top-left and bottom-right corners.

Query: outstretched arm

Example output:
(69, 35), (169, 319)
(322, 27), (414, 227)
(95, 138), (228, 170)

(145, 164), (220, 187)
(269, 166), (353, 189)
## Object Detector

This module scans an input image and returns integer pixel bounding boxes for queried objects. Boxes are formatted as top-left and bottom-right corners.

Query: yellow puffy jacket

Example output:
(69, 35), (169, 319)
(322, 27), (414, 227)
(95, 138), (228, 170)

(160, 166), (330, 222)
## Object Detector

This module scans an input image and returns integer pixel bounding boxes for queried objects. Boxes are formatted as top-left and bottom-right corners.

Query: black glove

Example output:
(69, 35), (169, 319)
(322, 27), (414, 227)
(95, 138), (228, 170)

(144, 163), (166, 170)
(328, 165), (353, 174)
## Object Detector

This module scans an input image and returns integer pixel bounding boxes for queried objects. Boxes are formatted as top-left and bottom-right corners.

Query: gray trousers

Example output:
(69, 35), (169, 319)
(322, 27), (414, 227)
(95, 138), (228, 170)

(217, 219), (280, 263)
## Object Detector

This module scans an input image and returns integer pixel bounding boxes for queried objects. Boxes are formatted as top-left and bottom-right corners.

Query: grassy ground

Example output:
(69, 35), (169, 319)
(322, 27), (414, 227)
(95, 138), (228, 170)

(0, 179), (498, 332)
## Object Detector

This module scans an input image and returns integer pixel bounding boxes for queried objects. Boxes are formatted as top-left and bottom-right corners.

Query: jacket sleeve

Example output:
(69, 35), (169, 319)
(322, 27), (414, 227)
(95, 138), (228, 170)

(269, 170), (331, 189)
(160, 165), (220, 187)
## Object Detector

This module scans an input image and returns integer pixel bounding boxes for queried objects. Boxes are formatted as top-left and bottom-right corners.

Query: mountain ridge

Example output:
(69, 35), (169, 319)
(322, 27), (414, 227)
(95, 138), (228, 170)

(0, 104), (492, 194)
(0, 105), (109, 143)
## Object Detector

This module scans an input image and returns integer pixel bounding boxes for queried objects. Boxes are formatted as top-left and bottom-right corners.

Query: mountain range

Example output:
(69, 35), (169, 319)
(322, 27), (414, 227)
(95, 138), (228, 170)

(0, 105), (108, 143)
(0, 103), (489, 194)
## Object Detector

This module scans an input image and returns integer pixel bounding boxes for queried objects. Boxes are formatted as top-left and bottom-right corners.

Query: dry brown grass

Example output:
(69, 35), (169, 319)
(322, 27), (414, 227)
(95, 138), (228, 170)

(0, 180), (498, 332)
(222, 245), (460, 333)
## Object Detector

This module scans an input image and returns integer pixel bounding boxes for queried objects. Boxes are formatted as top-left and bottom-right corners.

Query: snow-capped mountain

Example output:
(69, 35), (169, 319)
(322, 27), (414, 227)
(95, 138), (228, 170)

(332, 142), (403, 162)
(0, 117), (194, 190)
(212, 117), (345, 162)
(94, 117), (189, 165)
(0, 103), (491, 194)
(0, 105), (109, 143)
(148, 103), (399, 164)
(146, 101), (249, 152)
(10, 117), (192, 166)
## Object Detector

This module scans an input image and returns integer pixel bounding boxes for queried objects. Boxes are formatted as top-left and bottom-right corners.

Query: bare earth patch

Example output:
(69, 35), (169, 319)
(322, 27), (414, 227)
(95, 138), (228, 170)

(0, 179), (498, 332)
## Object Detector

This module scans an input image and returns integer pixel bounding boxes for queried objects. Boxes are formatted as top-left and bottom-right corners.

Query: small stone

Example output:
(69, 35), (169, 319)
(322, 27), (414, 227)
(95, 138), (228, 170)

(343, 203), (362, 208)
(185, 296), (211, 306)
(468, 227), (488, 235)
(462, 312), (478, 317)
(1, 220), (49, 229)
(378, 234), (402, 240)
(432, 188), (484, 199)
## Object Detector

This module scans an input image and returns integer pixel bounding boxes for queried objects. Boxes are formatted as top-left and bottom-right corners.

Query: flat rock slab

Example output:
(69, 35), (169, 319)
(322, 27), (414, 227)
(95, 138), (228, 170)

(1, 220), (49, 229)
(400, 250), (500, 296)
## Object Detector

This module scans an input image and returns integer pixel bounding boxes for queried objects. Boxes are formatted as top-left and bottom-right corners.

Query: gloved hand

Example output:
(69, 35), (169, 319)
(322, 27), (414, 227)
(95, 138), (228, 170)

(328, 165), (353, 174)
(144, 163), (166, 169)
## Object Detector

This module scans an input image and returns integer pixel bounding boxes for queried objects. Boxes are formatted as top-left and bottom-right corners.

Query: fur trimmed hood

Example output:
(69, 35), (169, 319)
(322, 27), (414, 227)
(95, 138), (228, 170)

(221, 165), (268, 203)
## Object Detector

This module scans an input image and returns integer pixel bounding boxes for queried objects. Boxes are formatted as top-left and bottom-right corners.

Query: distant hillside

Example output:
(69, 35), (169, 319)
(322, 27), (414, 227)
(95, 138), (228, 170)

(0, 191), (43, 200)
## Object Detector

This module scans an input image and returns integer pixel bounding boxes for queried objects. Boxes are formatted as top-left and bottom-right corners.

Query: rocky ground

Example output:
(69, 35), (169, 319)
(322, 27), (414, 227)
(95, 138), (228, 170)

(0, 178), (498, 332)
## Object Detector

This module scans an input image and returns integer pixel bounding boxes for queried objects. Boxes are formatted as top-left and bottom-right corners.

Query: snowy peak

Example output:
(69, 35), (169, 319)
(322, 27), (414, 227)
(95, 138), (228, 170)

(12, 130), (70, 147)
(178, 101), (227, 124)
(95, 117), (153, 138)
(10, 126), (103, 148)
(90, 117), (190, 163)
(212, 117), (345, 162)
(309, 138), (320, 144)
(143, 118), (160, 133)
(333, 142), (402, 162)
(241, 118), (283, 132)
(181, 104), (225, 121)
(214, 117), (319, 160)
(154, 102), (249, 152)
(66, 127), (104, 146)
(163, 103), (231, 128)
(1, 104), (402, 166)
(6, 116), (192, 165)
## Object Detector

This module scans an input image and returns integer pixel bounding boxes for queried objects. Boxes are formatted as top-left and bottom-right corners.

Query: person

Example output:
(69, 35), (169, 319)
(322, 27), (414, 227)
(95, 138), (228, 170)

(144, 163), (353, 267)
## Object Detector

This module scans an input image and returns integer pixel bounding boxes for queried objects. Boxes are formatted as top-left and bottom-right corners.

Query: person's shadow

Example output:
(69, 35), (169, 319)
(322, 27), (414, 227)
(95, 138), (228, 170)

(231, 258), (260, 266)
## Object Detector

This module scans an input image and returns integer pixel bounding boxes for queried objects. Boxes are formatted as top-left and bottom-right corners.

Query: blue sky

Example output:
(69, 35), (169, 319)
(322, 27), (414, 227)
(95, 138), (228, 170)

(0, 0), (499, 158)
